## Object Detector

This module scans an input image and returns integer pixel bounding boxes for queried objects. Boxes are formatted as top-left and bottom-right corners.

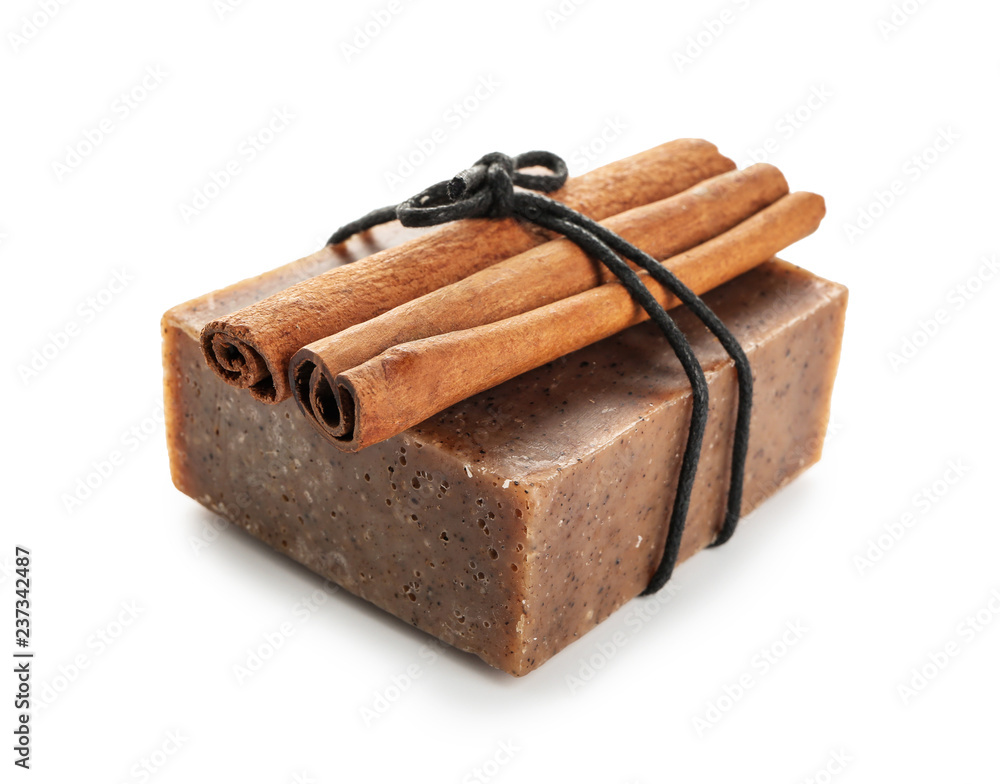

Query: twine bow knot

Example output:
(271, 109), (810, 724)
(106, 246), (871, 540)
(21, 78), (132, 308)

(327, 151), (568, 244)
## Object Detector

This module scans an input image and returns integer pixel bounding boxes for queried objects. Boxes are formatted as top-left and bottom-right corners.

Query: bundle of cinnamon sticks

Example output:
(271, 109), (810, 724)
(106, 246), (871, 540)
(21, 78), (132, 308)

(201, 139), (825, 451)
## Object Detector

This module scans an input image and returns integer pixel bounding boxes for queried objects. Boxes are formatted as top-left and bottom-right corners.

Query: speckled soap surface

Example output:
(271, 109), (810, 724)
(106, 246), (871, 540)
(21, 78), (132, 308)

(163, 227), (846, 676)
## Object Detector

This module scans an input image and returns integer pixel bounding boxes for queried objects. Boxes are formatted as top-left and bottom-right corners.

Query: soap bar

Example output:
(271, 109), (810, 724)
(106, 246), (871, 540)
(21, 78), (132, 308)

(163, 228), (846, 676)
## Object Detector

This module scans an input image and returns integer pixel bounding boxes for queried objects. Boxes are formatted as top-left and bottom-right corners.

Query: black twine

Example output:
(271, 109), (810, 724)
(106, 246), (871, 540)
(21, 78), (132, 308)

(327, 151), (753, 595)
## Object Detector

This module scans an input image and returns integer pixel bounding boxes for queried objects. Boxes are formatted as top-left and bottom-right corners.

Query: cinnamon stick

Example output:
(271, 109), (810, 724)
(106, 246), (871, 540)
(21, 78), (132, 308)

(300, 191), (826, 452)
(291, 163), (789, 442)
(201, 139), (735, 403)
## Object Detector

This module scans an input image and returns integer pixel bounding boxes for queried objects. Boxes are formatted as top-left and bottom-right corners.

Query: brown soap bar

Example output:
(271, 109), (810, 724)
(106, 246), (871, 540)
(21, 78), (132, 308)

(163, 228), (847, 676)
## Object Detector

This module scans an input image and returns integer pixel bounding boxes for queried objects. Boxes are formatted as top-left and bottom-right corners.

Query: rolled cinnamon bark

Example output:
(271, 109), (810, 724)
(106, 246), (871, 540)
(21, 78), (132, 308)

(201, 139), (735, 403)
(291, 163), (789, 442)
(309, 191), (826, 452)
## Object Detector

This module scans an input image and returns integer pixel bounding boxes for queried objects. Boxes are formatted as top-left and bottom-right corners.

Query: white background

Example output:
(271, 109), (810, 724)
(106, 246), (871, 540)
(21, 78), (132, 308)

(4, 0), (998, 781)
